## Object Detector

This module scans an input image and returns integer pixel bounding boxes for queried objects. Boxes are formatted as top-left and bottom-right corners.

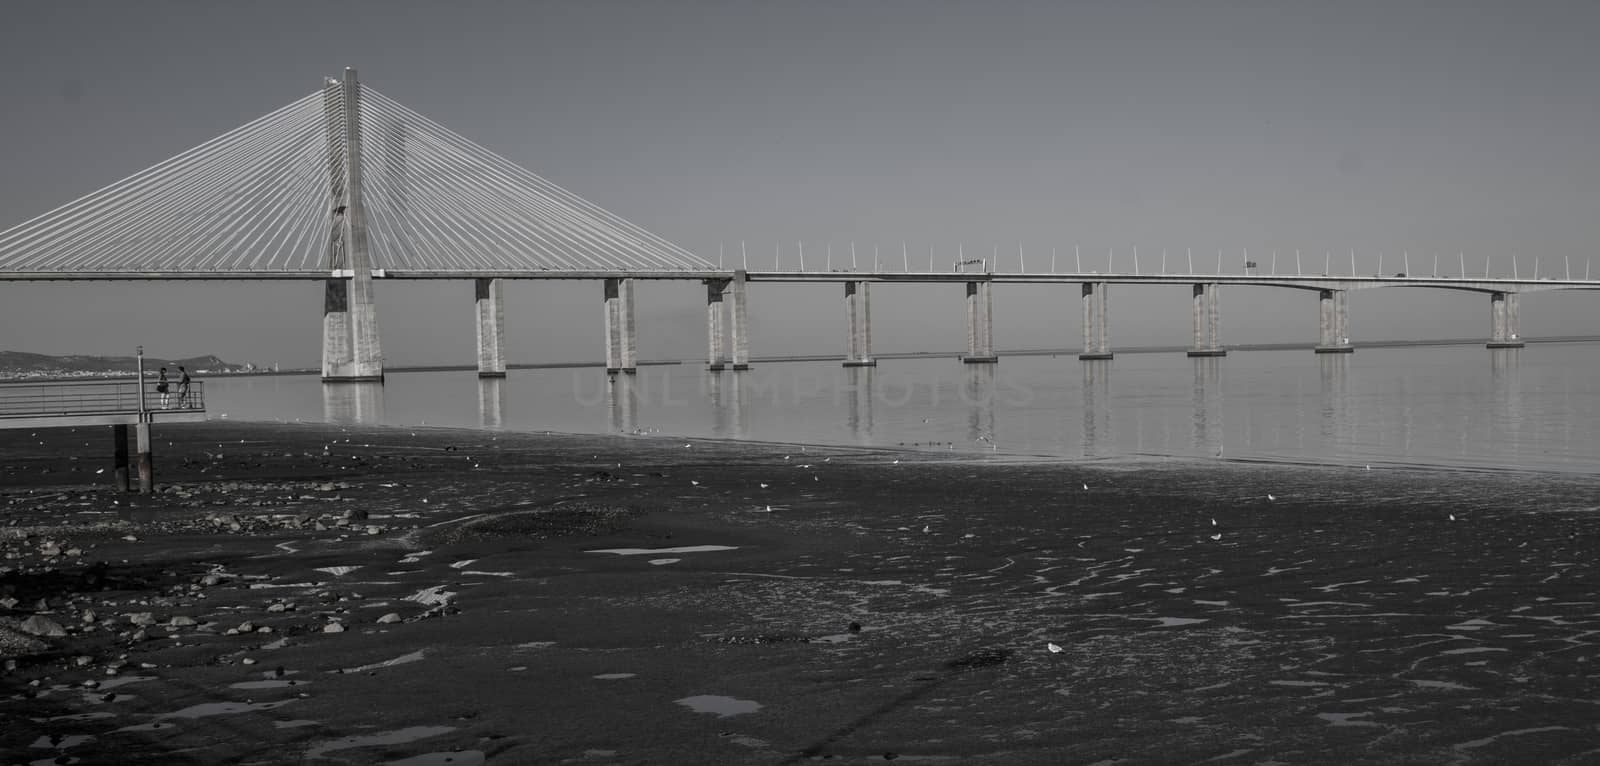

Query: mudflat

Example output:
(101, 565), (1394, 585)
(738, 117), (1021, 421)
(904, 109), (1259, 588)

(2, 421), (1598, 765)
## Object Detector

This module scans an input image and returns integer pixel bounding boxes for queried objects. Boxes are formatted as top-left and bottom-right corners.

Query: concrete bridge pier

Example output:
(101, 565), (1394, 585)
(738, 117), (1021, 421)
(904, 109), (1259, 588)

(1315, 289), (1354, 353)
(322, 276), (385, 382)
(1487, 291), (1525, 348)
(963, 280), (998, 363)
(705, 279), (727, 370)
(1080, 282), (1112, 360)
(603, 278), (638, 374)
(1187, 283), (1226, 357)
(844, 280), (876, 367)
(729, 271), (751, 370)
(474, 278), (507, 377)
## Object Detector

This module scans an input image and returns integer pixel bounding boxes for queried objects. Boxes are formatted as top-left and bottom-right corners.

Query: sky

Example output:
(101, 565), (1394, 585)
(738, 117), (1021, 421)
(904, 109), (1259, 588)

(1, 0), (1597, 368)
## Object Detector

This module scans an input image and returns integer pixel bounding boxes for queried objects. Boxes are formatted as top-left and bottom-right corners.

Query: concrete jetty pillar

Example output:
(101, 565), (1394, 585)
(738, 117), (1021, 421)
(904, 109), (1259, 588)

(321, 68), (384, 383)
(474, 278), (507, 378)
(963, 280), (998, 363)
(706, 279), (727, 370)
(112, 424), (130, 492)
(844, 280), (877, 367)
(729, 270), (751, 370)
(603, 278), (638, 374)
(1187, 283), (1227, 357)
(1487, 292), (1525, 348)
(135, 421), (153, 494)
(1315, 289), (1354, 353)
(1080, 282), (1112, 360)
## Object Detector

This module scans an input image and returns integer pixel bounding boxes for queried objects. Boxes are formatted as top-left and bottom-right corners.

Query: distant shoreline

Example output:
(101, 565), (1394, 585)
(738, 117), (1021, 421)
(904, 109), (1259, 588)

(5, 334), (1597, 383)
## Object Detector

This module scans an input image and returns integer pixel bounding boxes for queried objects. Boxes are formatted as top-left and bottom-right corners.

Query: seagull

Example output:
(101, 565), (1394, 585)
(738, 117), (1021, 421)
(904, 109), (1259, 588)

(1210, 518), (1217, 526)
(1210, 533), (1223, 541)
(1047, 642), (1063, 653)
(1448, 514), (1456, 521)
(1082, 483), (1089, 490)
(690, 480), (699, 486)
(892, 459), (900, 465)
(759, 483), (769, 489)
(1267, 494), (1276, 501)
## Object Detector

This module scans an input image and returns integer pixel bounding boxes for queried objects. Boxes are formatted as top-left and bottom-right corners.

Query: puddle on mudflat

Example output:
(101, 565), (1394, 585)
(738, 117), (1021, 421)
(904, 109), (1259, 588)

(306, 725), (457, 759)
(96, 676), (158, 690)
(315, 565), (361, 577)
(1318, 712), (1382, 727)
(30, 734), (94, 749)
(230, 679), (308, 690)
(587, 545), (739, 556)
(45, 712), (117, 722)
(593, 673), (636, 680)
(384, 750), (487, 765)
(341, 650), (426, 673)
(676, 695), (762, 717)
(1148, 617), (1209, 627)
(811, 633), (857, 644)
(161, 700), (297, 719)
(275, 719), (320, 729)
(114, 721), (180, 733)
(404, 585), (456, 606)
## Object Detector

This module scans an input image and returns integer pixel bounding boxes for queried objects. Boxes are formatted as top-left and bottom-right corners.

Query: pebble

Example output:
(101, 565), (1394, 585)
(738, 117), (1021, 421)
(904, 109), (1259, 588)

(20, 615), (67, 638)
(376, 613), (401, 624)
(127, 613), (157, 627)
(323, 622), (346, 634)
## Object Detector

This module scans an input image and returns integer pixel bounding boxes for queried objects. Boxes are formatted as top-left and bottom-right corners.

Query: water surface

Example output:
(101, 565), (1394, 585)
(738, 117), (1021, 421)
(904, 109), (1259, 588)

(203, 342), (1600, 474)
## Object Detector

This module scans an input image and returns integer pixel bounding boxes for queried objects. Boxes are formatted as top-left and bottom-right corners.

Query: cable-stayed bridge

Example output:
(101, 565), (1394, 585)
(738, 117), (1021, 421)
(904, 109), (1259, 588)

(2, 69), (1597, 380)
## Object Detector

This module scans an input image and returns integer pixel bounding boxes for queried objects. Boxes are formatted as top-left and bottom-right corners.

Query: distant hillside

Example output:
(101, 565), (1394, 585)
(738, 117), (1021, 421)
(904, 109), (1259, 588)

(0, 351), (255, 380)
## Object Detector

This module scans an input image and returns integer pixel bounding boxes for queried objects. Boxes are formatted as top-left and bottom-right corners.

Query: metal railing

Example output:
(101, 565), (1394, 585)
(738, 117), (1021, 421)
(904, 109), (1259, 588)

(0, 379), (205, 418)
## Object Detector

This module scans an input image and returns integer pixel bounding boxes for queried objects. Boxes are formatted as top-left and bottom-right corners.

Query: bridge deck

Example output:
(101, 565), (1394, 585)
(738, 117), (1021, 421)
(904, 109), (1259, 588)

(0, 380), (206, 430)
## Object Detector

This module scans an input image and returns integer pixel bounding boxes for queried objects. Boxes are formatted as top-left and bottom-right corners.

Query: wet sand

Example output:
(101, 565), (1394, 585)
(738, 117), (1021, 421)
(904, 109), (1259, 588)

(3, 421), (1600, 765)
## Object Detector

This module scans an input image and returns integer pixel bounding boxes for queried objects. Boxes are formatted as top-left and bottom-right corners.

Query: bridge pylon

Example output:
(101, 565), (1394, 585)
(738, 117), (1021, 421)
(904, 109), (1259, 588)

(321, 68), (385, 383)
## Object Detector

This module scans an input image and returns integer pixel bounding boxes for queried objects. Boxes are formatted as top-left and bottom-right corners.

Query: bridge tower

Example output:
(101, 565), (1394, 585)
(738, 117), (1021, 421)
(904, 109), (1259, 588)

(321, 68), (385, 382)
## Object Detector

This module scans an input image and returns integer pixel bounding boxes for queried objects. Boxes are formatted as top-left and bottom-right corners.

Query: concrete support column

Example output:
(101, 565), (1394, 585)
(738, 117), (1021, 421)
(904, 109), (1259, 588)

(619, 278), (637, 372)
(844, 280), (877, 367)
(1080, 282), (1113, 360)
(1188, 283), (1227, 357)
(135, 421), (153, 494)
(706, 279), (727, 370)
(1487, 291), (1525, 348)
(603, 278), (637, 374)
(112, 424), (130, 492)
(1315, 289), (1354, 353)
(322, 68), (384, 382)
(729, 270), (751, 370)
(474, 278), (507, 377)
(963, 280), (998, 363)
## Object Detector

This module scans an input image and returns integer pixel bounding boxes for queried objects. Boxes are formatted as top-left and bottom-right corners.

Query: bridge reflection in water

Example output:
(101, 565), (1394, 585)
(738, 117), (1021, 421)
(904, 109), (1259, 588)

(323, 382), (384, 425)
(282, 343), (1572, 472)
(479, 377), (506, 427)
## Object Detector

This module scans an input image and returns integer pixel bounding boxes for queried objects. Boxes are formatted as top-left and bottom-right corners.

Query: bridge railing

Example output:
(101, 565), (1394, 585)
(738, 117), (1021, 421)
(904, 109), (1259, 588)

(0, 379), (205, 418)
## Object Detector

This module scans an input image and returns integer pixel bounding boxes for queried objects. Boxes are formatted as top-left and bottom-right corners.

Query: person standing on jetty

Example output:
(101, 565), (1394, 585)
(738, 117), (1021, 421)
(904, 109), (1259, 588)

(156, 367), (170, 409)
(177, 366), (192, 408)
